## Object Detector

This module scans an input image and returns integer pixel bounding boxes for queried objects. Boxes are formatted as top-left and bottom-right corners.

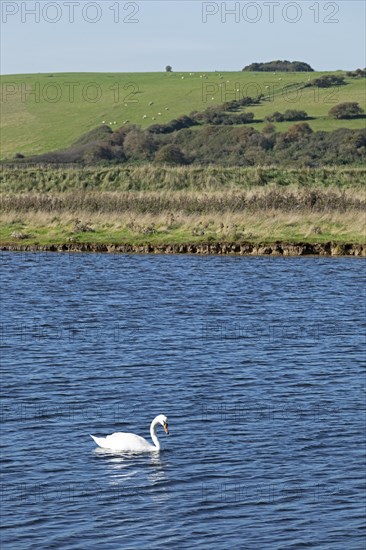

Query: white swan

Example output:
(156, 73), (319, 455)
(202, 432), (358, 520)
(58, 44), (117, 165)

(90, 414), (169, 452)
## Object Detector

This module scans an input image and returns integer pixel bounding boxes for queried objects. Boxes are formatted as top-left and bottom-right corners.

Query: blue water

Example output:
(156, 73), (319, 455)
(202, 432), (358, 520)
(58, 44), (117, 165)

(1, 252), (365, 549)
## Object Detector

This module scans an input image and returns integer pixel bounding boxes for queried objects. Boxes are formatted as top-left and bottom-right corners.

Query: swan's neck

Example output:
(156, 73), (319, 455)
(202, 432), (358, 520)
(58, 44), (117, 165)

(150, 419), (160, 450)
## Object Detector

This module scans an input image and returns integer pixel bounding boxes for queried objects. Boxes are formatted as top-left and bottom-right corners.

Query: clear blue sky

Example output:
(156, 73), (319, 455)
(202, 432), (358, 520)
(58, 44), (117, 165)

(1, 1), (365, 74)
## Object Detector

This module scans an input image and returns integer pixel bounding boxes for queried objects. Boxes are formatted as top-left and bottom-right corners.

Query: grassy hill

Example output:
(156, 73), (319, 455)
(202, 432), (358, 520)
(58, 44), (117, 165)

(1, 71), (365, 159)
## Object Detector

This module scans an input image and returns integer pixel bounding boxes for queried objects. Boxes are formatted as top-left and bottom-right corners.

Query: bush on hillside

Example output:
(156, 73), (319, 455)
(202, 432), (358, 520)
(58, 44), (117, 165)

(328, 102), (364, 119)
(345, 68), (366, 78)
(311, 75), (345, 88)
(154, 144), (187, 165)
(123, 129), (157, 159)
(266, 110), (308, 122)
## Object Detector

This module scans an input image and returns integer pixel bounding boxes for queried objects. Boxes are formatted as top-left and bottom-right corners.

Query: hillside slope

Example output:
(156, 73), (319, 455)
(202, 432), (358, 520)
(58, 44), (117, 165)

(1, 71), (365, 159)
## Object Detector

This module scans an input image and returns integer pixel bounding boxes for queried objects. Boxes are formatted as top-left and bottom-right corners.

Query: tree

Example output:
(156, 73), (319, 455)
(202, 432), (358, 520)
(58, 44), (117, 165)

(165, 65), (172, 72)
(242, 60), (313, 72)
(328, 102), (364, 119)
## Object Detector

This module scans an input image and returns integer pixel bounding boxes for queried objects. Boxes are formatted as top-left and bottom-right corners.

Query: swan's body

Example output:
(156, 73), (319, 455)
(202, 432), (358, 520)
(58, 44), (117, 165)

(90, 414), (169, 452)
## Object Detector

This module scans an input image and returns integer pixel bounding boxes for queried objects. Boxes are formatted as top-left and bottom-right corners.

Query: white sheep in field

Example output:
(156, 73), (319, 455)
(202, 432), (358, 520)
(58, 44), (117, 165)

(143, 115), (147, 119)
(158, 112), (162, 116)
(149, 101), (154, 105)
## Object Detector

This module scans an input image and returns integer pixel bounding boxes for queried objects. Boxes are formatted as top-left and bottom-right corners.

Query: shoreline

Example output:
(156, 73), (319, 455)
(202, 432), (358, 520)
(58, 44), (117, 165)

(1, 241), (365, 257)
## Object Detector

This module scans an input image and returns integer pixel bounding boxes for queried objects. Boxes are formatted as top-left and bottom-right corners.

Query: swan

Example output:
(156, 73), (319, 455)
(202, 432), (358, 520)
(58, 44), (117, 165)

(90, 414), (169, 452)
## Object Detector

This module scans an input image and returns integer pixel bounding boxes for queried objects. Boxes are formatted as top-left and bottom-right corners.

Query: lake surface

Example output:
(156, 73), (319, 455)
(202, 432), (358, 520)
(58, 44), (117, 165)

(1, 252), (365, 550)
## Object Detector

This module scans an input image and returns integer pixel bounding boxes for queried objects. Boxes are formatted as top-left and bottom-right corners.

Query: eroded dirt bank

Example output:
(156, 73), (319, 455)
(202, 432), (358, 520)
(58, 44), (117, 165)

(1, 241), (365, 256)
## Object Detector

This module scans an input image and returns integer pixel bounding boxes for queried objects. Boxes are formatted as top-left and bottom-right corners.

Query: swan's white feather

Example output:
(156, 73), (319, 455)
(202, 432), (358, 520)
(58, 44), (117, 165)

(90, 432), (154, 452)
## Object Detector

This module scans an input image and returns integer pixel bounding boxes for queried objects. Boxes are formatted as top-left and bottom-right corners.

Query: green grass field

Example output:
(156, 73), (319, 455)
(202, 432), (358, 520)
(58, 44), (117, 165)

(1, 71), (365, 159)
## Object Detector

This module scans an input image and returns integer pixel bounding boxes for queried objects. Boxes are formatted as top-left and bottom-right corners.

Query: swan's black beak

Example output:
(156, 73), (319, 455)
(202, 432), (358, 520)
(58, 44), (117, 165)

(163, 422), (169, 435)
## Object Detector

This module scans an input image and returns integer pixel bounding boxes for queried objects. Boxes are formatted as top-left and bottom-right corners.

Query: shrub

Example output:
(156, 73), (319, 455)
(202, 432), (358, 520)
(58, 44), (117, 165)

(328, 102), (364, 119)
(148, 116), (197, 134)
(262, 123), (276, 135)
(266, 112), (284, 122)
(154, 145), (187, 165)
(83, 144), (114, 163)
(109, 125), (138, 146)
(123, 129), (157, 159)
(266, 110), (308, 122)
(311, 75), (345, 88)
(283, 109), (308, 121)
(285, 123), (313, 141)
(233, 112), (254, 124)
(192, 107), (254, 125)
(165, 65), (172, 72)
(345, 68), (366, 78)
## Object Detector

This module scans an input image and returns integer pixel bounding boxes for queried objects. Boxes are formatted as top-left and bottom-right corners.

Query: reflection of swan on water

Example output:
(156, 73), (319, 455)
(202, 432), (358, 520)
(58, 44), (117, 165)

(90, 415), (169, 452)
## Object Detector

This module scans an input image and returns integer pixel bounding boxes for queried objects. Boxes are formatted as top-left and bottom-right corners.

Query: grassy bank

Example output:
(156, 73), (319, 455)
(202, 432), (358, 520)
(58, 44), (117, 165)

(1, 187), (365, 247)
(2, 166), (364, 249)
(1, 210), (364, 247)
